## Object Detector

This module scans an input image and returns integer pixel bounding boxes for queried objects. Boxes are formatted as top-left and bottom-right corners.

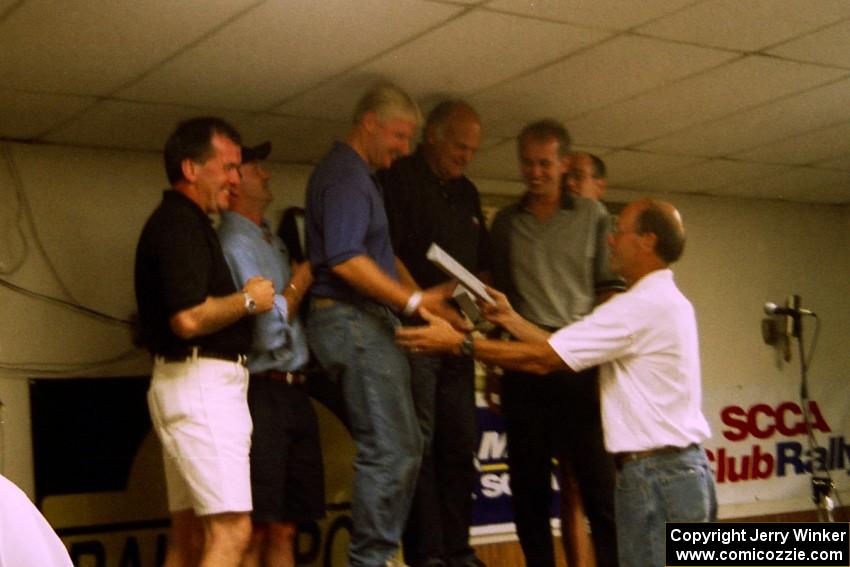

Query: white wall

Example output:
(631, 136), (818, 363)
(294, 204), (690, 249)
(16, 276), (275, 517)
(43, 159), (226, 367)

(1, 142), (848, 517)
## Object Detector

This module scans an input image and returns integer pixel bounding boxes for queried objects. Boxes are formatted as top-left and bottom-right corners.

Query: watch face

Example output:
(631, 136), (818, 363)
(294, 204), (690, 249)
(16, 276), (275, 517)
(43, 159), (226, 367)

(460, 335), (474, 356)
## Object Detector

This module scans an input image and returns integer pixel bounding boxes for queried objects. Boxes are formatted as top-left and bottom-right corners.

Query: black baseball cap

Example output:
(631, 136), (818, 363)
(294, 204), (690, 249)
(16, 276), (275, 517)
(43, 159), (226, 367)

(240, 141), (271, 163)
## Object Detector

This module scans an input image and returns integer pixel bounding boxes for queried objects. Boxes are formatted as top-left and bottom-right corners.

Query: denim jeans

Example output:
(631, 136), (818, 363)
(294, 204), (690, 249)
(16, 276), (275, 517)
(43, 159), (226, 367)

(308, 300), (423, 567)
(403, 353), (478, 567)
(615, 444), (717, 567)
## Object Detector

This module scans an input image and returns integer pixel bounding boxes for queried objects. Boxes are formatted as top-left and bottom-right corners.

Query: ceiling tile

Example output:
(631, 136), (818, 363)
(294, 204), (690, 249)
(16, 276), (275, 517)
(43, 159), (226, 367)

(272, 72), (410, 124)
(471, 35), (736, 137)
(45, 100), (235, 151)
(628, 159), (792, 193)
(715, 167), (849, 202)
(234, 114), (349, 165)
(0, 0), (258, 95)
(485, 0), (694, 30)
(0, 89), (95, 139)
(45, 98), (350, 166)
(118, 0), (460, 111)
(814, 153), (850, 171)
(568, 55), (847, 147)
(639, 76), (850, 157)
(768, 19), (850, 68)
(636, 0), (850, 51)
(601, 150), (709, 185)
(788, 184), (850, 204)
(732, 120), (850, 165)
(361, 11), (608, 98)
(275, 10), (608, 122)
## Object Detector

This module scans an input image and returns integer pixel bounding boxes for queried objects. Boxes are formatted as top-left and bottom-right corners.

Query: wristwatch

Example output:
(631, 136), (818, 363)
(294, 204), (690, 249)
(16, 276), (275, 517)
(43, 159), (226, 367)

(459, 333), (475, 357)
(243, 292), (257, 315)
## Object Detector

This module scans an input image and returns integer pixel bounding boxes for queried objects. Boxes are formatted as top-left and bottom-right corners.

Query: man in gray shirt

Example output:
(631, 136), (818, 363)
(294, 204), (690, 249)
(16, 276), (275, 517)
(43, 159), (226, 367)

(489, 120), (621, 567)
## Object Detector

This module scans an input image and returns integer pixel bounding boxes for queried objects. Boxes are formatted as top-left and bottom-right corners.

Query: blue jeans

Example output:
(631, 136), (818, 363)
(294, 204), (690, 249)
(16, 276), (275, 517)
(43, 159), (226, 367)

(308, 300), (423, 567)
(615, 444), (717, 567)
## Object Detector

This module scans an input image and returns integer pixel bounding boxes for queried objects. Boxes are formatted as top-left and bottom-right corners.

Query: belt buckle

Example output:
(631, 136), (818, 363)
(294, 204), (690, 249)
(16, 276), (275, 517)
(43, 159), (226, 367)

(313, 297), (336, 309)
(285, 372), (305, 385)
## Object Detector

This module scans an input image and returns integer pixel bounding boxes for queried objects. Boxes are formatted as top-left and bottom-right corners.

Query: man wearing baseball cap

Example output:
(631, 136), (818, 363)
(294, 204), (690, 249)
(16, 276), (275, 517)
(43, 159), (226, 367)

(219, 141), (325, 567)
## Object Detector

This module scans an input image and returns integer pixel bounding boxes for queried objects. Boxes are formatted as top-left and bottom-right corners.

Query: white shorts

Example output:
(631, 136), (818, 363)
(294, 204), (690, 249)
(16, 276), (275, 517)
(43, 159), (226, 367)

(147, 354), (253, 516)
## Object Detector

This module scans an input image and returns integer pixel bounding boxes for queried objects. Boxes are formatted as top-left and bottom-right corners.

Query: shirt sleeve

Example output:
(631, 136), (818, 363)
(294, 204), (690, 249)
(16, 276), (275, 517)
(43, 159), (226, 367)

(0, 474), (74, 567)
(320, 177), (372, 267)
(548, 297), (635, 372)
(220, 231), (292, 353)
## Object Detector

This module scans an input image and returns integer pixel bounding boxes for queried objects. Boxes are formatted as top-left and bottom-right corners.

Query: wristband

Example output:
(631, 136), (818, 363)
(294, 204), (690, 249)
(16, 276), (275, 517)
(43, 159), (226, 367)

(403, 291), (423, 317)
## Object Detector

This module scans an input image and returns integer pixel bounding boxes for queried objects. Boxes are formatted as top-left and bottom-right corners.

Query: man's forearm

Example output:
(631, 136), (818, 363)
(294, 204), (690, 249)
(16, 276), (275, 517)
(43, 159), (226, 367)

(394, 257), (419, 291)
(332, 255), (412, 310)
(169, 293), (247, 339)
(472, 338), (569, 375)
(499, 314), (552, 344)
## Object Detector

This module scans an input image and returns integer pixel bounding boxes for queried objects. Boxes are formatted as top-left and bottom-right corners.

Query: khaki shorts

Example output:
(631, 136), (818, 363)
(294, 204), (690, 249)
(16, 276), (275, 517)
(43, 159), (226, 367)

(148, 355), (252, 516)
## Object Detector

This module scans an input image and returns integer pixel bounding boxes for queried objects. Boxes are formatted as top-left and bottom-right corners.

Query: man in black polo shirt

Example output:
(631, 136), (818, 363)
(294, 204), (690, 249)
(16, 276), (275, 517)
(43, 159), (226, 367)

(135, 116), (274, 567)
(378, 100), (490, 567)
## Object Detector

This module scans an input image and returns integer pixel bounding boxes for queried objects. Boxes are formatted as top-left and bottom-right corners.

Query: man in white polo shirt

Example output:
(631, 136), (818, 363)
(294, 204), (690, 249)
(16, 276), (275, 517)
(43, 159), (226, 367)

(397, 198), (716, 567)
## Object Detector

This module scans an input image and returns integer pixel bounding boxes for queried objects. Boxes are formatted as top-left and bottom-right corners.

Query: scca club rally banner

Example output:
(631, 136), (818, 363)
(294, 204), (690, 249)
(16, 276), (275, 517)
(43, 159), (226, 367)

(704, 391), (849, 507)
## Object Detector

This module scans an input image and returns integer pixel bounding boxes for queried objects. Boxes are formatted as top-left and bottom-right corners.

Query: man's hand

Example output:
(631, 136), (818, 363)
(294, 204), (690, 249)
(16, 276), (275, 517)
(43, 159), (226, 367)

(419, 287), (472, 331)
(396, 308), (465, 355)
(243, 276), (275, 313)
(479, 286), (552, 343)
(480, 286), (518, 328)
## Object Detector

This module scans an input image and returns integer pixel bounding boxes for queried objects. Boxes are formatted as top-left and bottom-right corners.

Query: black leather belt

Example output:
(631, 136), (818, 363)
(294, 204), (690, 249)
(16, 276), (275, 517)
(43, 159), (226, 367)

(252, 369), (306, 385)
(613, 444), (696, 471)
(157, 347), (246, 365)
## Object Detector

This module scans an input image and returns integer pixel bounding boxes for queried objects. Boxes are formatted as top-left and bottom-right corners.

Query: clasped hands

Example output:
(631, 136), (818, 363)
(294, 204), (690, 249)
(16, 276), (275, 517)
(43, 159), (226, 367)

(397, 286), (516, 355)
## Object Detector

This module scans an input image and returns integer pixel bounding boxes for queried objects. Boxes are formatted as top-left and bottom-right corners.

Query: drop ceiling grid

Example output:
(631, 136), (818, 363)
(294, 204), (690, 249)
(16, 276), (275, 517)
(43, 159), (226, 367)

(0, 1), (848, 203)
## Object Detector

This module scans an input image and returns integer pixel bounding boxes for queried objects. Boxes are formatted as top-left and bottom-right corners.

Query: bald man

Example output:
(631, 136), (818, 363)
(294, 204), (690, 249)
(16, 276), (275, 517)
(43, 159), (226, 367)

(378, 100), (489, 567)
(398, 199), (717, 567)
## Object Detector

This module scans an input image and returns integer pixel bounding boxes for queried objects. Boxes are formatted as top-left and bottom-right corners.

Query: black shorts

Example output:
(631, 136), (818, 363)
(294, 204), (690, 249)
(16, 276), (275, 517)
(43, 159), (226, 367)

(247, 376), (326, 523)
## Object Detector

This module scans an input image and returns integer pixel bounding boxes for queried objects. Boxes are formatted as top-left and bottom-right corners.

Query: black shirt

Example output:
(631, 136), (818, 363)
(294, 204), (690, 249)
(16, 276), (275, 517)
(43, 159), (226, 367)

(378, 147), (491, 288)
(134, 189), (251, 355)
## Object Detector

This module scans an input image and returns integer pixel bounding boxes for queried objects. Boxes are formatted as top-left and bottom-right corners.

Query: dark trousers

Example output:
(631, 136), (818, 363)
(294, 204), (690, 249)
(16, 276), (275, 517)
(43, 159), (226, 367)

(502, 368), (618, 567)
(403, 354), (478, 567)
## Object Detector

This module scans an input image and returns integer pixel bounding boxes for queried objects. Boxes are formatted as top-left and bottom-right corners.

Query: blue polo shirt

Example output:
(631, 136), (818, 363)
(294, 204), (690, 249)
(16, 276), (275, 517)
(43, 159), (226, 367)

(305, 142), (399, 302)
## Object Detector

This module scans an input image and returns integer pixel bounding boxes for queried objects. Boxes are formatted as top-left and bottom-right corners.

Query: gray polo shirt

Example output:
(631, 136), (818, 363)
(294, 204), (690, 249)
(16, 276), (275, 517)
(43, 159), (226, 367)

(490, 192), (623, 329)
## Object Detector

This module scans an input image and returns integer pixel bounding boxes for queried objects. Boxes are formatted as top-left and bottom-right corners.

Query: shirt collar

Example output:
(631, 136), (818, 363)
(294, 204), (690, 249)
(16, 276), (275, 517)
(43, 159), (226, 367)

(164, 188), (214, 224)
(220, 210), (268, 237)
(519, 187), (576, 211)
